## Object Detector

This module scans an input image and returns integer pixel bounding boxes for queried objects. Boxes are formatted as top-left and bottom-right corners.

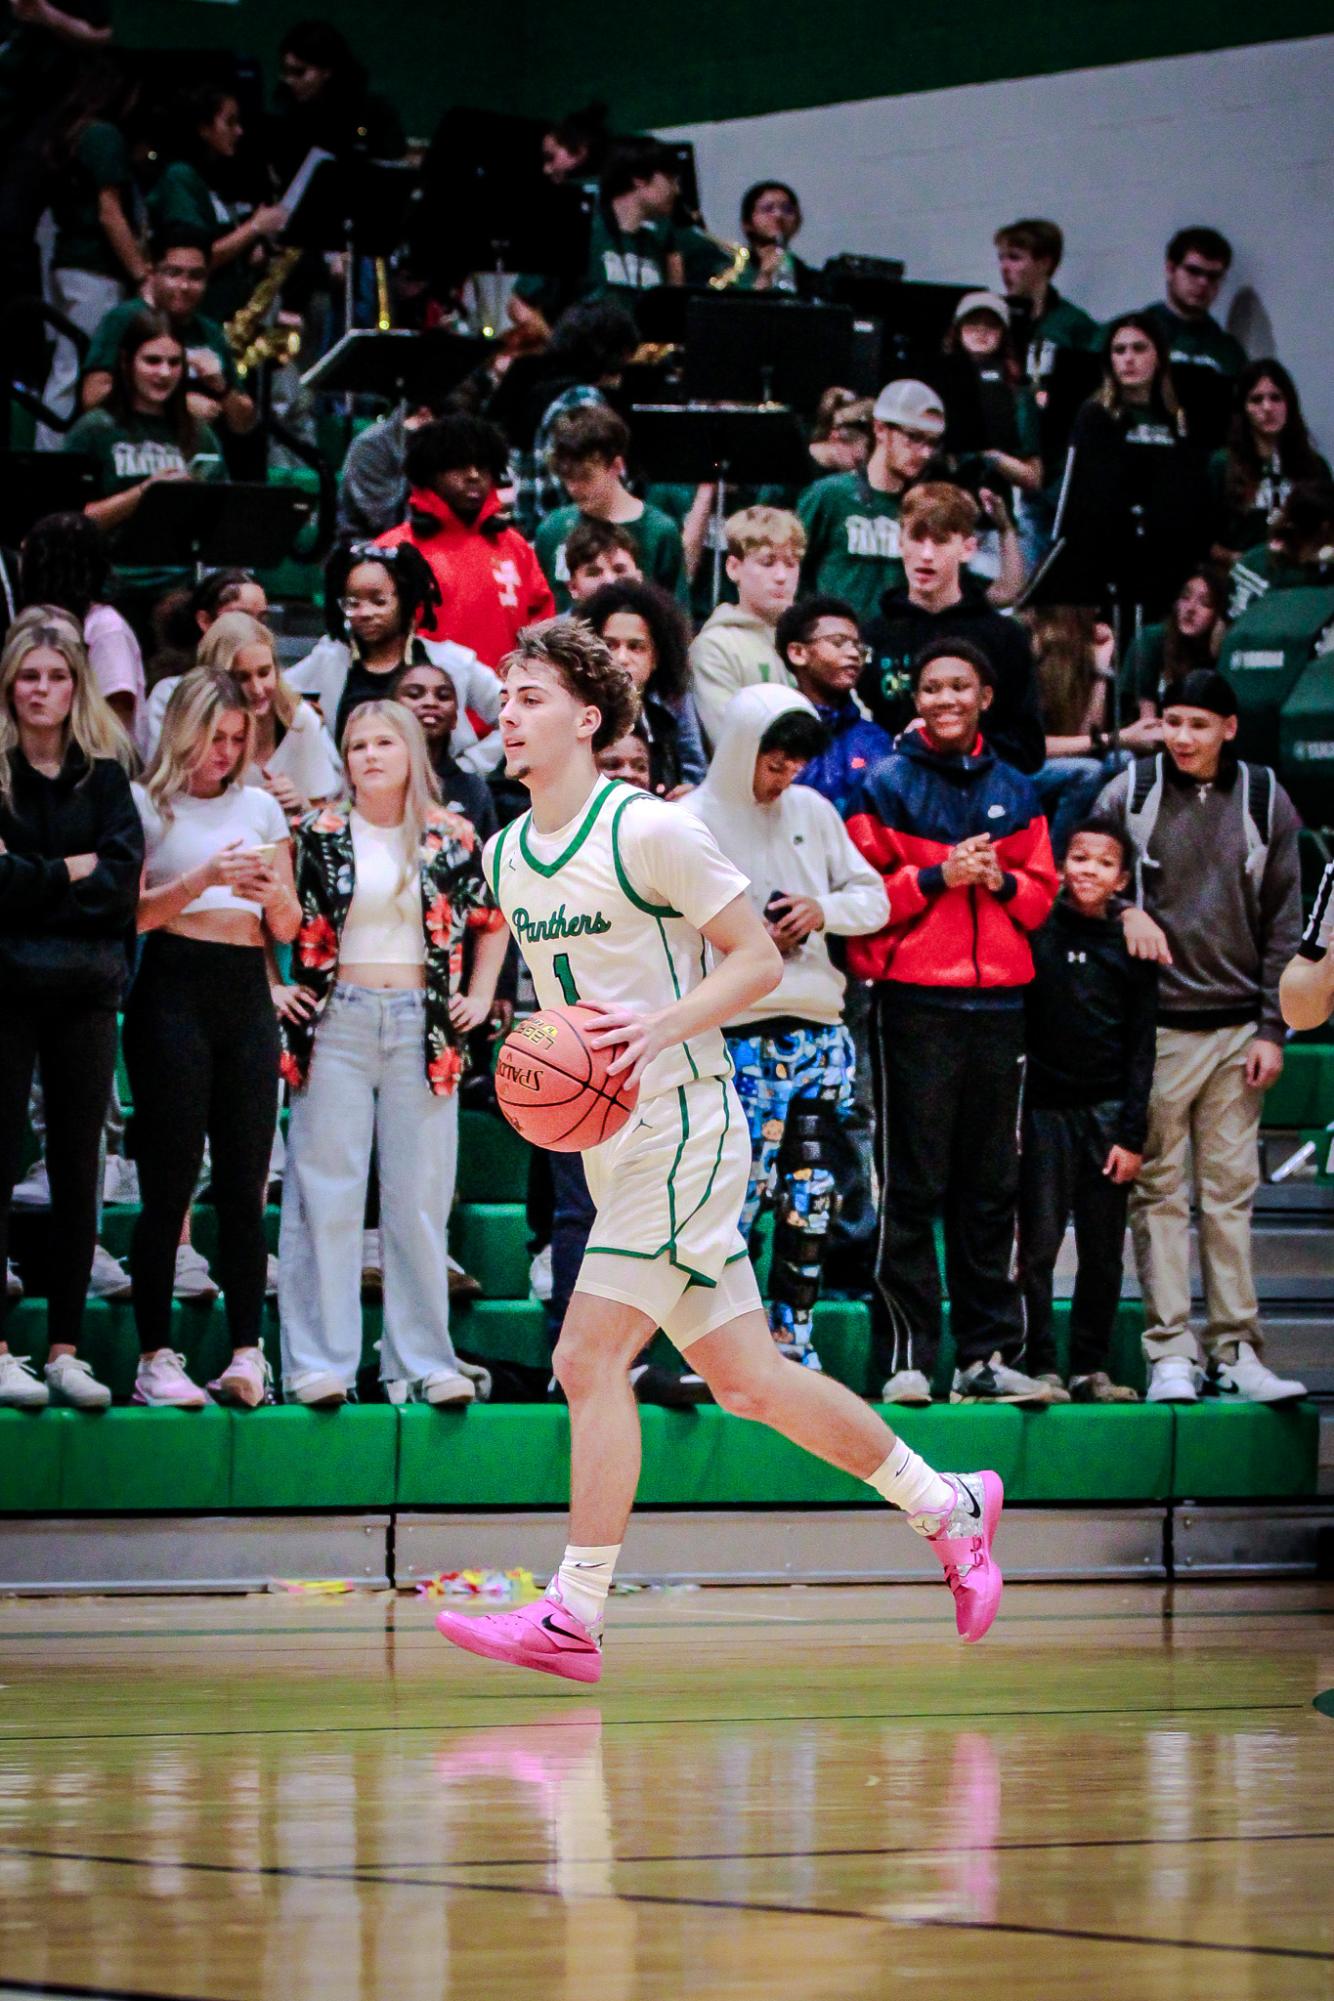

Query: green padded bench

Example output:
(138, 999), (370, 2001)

(0, 1400), (1317, 1514)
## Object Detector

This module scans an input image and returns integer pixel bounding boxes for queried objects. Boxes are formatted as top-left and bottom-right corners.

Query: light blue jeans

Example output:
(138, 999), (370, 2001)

(278, 984), (460, 1390)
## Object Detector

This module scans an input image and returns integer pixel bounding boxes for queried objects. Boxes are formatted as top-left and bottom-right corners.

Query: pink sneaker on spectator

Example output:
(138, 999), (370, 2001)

(132, 1350), (208, 1409)
(208, 1347), (272, 1408)
(436, 1587), (603, 1684)
(909, 1471), (1004, 1643)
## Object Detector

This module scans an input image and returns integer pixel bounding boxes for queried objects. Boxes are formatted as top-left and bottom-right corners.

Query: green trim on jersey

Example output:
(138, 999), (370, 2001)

(585, 1084), (725, 1286)
(488, 819), (513, 902)
(517, 780), (617, 878)
(610, 789), (680, 917)
(673, 1079), (732, 1238)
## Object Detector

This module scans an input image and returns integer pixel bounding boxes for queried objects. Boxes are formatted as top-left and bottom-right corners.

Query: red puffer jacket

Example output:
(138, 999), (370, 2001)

(846, 725), (1057, 990)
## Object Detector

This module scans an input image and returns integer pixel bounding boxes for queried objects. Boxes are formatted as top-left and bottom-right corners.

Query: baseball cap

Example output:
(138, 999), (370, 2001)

(953, 289), (1011, 327)
(1165, 669), (1237, 718)
(872, 378), (946, 437)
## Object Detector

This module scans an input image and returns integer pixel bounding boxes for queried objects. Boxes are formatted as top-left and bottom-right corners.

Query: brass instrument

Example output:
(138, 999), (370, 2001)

(708, 239), (750, 289)
(226, 245), (303, 379)
(374, 256), (392, 333)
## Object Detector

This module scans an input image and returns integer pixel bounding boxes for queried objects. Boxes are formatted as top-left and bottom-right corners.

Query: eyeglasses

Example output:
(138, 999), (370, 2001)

(338, 595), (393, 614)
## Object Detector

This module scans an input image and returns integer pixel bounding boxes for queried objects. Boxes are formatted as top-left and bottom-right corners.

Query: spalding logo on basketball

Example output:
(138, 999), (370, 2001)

(495, 1004), (639, 1152)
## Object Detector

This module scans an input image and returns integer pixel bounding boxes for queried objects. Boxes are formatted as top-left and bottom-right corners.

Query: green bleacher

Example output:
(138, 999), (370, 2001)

(4, 1040), (1330, 1514)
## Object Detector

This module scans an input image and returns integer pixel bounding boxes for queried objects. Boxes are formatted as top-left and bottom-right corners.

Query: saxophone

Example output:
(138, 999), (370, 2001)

(226, 246), (304, 378)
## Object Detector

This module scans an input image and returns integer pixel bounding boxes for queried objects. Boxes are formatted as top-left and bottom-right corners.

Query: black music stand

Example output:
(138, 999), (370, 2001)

(112, 482), (315, 572)
(417, 106), (594, 297)
(683, 295), (858, 417)
(284, 155), (419, 337)
(300, 328), (492, 405)
(0, 453), (98, 548)
(631, 403), (810, 604)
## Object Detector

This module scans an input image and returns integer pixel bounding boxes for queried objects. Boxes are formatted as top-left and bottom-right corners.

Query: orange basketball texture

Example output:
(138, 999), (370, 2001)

(495, 1005), (639, 1152)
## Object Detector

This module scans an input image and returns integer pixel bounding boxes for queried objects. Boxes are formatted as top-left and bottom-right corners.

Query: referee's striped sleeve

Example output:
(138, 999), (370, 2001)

(1298, 860), (1334, 961)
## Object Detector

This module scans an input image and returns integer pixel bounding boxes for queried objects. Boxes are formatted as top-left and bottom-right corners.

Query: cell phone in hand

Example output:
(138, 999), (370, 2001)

(248, 842), (280, 866)
(764, 891), (791, 924)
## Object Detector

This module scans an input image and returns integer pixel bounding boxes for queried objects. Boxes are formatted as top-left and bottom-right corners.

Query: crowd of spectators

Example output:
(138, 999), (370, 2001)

(0, 12), (1329, 1418)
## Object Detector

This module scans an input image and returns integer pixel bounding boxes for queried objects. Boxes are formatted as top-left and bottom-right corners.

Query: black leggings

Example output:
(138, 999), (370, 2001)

(123, 934), (278, 1354)
(0, 994), (117, 1348)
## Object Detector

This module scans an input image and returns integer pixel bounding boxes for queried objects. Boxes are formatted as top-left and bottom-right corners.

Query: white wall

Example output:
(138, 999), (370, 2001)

(664, 34), (1334, 449)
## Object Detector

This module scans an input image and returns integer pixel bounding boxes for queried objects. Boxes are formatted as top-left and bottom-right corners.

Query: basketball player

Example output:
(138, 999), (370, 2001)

(436, 618), (1004, 1682)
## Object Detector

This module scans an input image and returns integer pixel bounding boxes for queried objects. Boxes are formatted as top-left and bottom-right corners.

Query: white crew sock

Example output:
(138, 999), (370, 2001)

(866, 1440), (954, 1521)
(553, 1543), (621, 1633)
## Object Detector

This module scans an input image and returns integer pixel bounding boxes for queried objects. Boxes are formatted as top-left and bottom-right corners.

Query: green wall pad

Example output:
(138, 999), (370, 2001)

(229, 1404), (399, 1510)
(1171, 1401), (1319, 1499)
(59, 1407), (232, 1513)
(0, 1408), (65, 1511)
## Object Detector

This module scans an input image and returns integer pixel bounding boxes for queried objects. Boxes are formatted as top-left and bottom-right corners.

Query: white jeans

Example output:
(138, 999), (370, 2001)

(35, 266), (125, 450)
(278, 984), (460, 1389)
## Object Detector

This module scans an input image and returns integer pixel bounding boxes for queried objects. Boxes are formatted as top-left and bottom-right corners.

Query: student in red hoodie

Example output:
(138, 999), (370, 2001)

(847, 637), (1058, 1407)
(377, 414), (555, 670)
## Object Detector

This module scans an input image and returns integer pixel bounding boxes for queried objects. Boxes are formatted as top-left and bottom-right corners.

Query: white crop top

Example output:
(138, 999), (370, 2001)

(134, 782), (289, 917)
(340, 811), (424, 966)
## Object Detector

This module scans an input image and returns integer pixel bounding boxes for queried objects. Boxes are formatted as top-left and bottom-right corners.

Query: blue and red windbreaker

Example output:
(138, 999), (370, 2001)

(845, 724), (1058, 990)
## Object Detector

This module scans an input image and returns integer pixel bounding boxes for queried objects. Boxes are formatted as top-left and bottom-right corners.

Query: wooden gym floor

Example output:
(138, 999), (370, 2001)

(0, 1580), (1331, 2000)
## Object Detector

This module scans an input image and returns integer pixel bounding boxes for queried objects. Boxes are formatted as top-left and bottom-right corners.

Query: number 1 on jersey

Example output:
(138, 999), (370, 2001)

(552, 952), (581, 1006)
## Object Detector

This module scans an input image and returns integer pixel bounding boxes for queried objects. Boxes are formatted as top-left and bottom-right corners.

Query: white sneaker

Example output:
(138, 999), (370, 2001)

(421, 1368), (476, 1407)
(132, 1349), (208, 1408)
(285, 1369), (347, 1407)
(1214, 1341), (1306, 1405)
(11, 1159), (50, 1208)
(529, 1245), (553, 1301)
(6, 1260), (22, 1301)
(265, 1254), (279, 1298)
(173, 1245), (219, 1301)
(881, 1368), (933, 1405)
(87, 1244), (133, 1302)
(0, 1352), (49, 1408)
(45, 1353), (111, 1409)
(102, 1155), (140, 1206)
(208, 1347), (273, 1408)
(1146, 1356), (1199, 1404)
(952, 1353), (1051, 1407)
(455, 1357), (492, 1402)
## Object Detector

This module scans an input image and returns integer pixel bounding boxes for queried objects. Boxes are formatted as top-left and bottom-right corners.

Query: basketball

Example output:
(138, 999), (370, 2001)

(495, 1004), (638, 1152)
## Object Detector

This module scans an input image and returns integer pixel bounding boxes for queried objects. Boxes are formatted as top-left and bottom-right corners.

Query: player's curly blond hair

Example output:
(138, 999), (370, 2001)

(503, 616), (640, 753)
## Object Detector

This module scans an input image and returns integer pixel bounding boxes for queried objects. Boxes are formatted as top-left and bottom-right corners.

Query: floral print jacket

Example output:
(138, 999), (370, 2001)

(281, 800), (506, 1097)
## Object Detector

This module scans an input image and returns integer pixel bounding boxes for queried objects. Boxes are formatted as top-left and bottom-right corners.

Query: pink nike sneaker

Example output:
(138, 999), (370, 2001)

(910, 1471), (1004, 1643)
(435, 1588), (603, 1684)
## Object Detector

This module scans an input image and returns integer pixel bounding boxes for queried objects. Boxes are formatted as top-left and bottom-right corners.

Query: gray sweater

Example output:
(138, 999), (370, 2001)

(1095, 755), (1302, 1042)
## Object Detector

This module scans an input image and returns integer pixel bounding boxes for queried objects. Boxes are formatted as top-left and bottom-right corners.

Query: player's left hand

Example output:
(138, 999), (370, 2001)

(1245, 1036), (1284, 1091)
(767, 895), (825, 949)
(581, 1000), (667, 1090)
(1102, 1144), (1142, 1184)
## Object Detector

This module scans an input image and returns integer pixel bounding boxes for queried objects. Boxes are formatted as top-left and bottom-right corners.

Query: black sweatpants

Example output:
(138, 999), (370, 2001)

(123, 935), (278, 1354)
(0, 995), (117, 1349)
(1018, 1099), (1128, 1379)
(871, 988), (1026, 1383)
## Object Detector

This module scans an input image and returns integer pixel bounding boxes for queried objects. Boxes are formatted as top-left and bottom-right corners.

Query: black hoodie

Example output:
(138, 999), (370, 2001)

(0, 750), (142, 1006)
(861, 586), (1046, 775)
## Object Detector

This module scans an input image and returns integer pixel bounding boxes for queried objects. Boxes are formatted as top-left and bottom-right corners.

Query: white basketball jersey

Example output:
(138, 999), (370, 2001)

(486, 778), (749, 1101)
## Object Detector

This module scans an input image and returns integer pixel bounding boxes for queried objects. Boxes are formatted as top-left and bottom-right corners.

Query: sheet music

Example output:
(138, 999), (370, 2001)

(280, 147), (335, 218)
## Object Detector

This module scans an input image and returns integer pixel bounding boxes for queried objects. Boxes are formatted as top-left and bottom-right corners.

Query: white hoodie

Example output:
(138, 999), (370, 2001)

(690, 683), (888, 1029)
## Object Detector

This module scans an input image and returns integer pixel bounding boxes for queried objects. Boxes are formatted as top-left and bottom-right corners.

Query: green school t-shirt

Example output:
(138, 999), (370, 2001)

(797, 473), (907, 625)
(64, 407), (224, 595)
(52, 120), (134, 277)
(1022, 287), (1098, 381)
(1227, 542), (1325, 622)
(585, 211), (676, 293)
(83, 300), (237, 392)
(1137, 302), (1247, 379)
(148, 162), (251, 322)
(534, 501), (687, 611)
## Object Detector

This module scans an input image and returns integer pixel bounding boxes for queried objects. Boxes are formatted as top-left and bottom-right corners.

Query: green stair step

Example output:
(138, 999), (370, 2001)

(1262, 1044), (1334, 1126)
(459, 1108), (532, 1203)
(449, 1203), (531, 1297)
